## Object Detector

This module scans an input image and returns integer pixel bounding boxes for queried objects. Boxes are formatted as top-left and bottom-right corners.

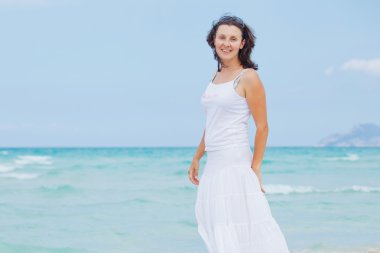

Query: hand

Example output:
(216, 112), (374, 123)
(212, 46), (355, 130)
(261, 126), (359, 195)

(259, 182), (266, 194)
(188, 160), (200, 185)
(251, 167), (265, 193)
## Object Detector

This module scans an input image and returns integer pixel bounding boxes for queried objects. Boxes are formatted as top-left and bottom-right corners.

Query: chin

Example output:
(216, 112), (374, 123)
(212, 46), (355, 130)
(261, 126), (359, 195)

(219, 55), (235, 61)
(220, 53), (237, 59)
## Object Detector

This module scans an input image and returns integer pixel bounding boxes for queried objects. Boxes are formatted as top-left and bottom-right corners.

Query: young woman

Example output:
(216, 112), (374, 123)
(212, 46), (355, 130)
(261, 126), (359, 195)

(188, 15), (290, 253)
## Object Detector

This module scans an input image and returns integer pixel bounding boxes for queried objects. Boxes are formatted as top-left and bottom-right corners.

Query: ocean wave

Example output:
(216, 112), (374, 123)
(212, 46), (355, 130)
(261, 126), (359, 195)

(343, 185), (380, 193)
(265, 184), (380, 195)
(39, 184), (78, 193)
(265, 185), (315, 194)
(0, 164), (14, 173)
(326, 153), (359, 161)
(0, 241), (96, 253)
(293, 249), (379, 253)
(292, 247), (380, 253)
(176, 219), (197, 228)
(0, 150), (9, 155)
(127, 197), (152, 204)
(14, 155), (53, 166)
(0, 172), (39, 180)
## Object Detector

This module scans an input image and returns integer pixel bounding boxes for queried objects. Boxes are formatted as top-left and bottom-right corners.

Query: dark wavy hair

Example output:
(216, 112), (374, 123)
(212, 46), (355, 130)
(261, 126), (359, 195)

(206, 14), (258, 71)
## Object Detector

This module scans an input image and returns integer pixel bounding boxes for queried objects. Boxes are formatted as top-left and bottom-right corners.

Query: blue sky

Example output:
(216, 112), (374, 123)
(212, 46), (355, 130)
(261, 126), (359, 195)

(0, 0), (379, 147)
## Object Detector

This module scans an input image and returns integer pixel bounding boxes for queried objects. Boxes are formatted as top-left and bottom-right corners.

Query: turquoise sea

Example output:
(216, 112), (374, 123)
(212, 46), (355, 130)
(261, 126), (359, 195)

(0, 147), (379, 253)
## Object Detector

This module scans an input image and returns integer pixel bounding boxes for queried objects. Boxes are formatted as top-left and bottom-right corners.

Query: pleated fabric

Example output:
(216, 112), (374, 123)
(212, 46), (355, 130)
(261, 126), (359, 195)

(195, 145), (290, 253)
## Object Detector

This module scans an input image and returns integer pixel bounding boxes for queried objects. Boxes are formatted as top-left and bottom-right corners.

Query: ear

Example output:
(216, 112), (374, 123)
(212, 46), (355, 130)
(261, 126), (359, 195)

(240, 39), (245, 49)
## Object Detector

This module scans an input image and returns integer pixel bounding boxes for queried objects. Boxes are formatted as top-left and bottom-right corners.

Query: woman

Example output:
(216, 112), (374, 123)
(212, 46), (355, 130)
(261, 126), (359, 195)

(188, 15), (290, 253)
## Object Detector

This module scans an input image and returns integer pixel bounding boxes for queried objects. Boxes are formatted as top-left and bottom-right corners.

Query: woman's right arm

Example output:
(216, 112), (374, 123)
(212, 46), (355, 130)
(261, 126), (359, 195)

(188, 129), (206, 185)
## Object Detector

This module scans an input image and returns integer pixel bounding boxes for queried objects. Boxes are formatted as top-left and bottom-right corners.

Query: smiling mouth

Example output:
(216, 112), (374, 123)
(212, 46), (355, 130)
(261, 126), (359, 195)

(221, 49), (231, 53)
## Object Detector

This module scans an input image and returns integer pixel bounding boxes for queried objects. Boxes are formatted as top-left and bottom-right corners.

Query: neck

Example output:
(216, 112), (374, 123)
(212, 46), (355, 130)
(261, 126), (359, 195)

(220, 59), (242, 71)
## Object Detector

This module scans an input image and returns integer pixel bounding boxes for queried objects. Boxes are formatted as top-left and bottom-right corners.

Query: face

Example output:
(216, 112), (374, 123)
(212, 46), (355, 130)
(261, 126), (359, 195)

(214, 24), (245, 61)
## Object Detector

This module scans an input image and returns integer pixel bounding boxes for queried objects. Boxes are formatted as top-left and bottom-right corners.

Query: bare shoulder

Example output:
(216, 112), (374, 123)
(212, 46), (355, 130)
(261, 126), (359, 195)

(241, 68), (264, 90)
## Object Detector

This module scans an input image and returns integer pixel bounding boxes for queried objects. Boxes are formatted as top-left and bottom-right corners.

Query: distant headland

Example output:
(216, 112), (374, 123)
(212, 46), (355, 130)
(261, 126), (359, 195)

(317, 123), (380, 147)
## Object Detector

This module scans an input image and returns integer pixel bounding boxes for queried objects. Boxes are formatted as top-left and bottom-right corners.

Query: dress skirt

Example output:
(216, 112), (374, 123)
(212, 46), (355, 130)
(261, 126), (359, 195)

(195, 145), (290, 253)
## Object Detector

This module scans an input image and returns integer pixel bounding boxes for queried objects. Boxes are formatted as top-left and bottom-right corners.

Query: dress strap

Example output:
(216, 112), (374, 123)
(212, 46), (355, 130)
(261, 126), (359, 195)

(233, 68), (248, 88)
(211, 68), (248, 85)
(211, 71), (218, 82)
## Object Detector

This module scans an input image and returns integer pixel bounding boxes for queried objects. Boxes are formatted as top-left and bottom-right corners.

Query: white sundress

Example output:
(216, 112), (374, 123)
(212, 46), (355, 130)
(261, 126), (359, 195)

(195, 68), (290, 253)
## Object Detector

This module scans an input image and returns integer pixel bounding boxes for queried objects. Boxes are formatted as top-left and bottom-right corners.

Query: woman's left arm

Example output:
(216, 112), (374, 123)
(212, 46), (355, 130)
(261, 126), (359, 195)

(243, 69), (269, 186)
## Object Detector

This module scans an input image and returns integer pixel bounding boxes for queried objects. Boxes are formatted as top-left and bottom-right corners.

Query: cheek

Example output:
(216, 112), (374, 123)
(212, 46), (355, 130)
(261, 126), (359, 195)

(214, 39), (223, 48)
(232, 42), (242, 50)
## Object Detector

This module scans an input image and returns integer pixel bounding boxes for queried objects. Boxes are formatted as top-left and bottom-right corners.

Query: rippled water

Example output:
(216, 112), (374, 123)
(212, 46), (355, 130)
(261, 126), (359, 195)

(0, 147), (379, 253)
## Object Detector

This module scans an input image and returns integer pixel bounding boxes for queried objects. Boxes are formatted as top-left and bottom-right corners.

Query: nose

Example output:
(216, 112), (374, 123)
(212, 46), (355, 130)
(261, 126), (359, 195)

(223, 41), (231, 47)
(222, 41), (231, 47)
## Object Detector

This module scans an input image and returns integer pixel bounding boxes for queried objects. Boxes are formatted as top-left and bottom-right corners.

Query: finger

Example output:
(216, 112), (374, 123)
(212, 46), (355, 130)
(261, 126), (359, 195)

(188, 169), (193, 182)
(190, 167), (198, 183)
(192, 171), (199, 181)
(192, 174), (199, 185)
(188, 169), (199, 185)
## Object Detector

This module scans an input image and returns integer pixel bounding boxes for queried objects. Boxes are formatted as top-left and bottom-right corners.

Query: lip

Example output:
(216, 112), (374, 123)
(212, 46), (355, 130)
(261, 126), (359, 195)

(221, 49), (231, 54)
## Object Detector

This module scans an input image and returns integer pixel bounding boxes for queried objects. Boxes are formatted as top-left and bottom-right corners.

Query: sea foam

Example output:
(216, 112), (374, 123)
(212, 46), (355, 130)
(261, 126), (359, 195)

(0, 164), (14, 173)
(326, 153), (359, 161)
(265, 184), (380, 195)
(14, 155), (52, 166)
(0, 172), (39, 180)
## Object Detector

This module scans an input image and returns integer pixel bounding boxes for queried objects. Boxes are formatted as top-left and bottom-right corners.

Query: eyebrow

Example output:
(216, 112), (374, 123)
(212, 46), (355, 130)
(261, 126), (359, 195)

(217, 34), (238, 38)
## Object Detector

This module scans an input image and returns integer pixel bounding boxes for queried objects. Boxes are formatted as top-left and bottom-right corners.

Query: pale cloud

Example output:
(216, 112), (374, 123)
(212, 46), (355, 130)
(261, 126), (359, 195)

(341, 58), (380, 76)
